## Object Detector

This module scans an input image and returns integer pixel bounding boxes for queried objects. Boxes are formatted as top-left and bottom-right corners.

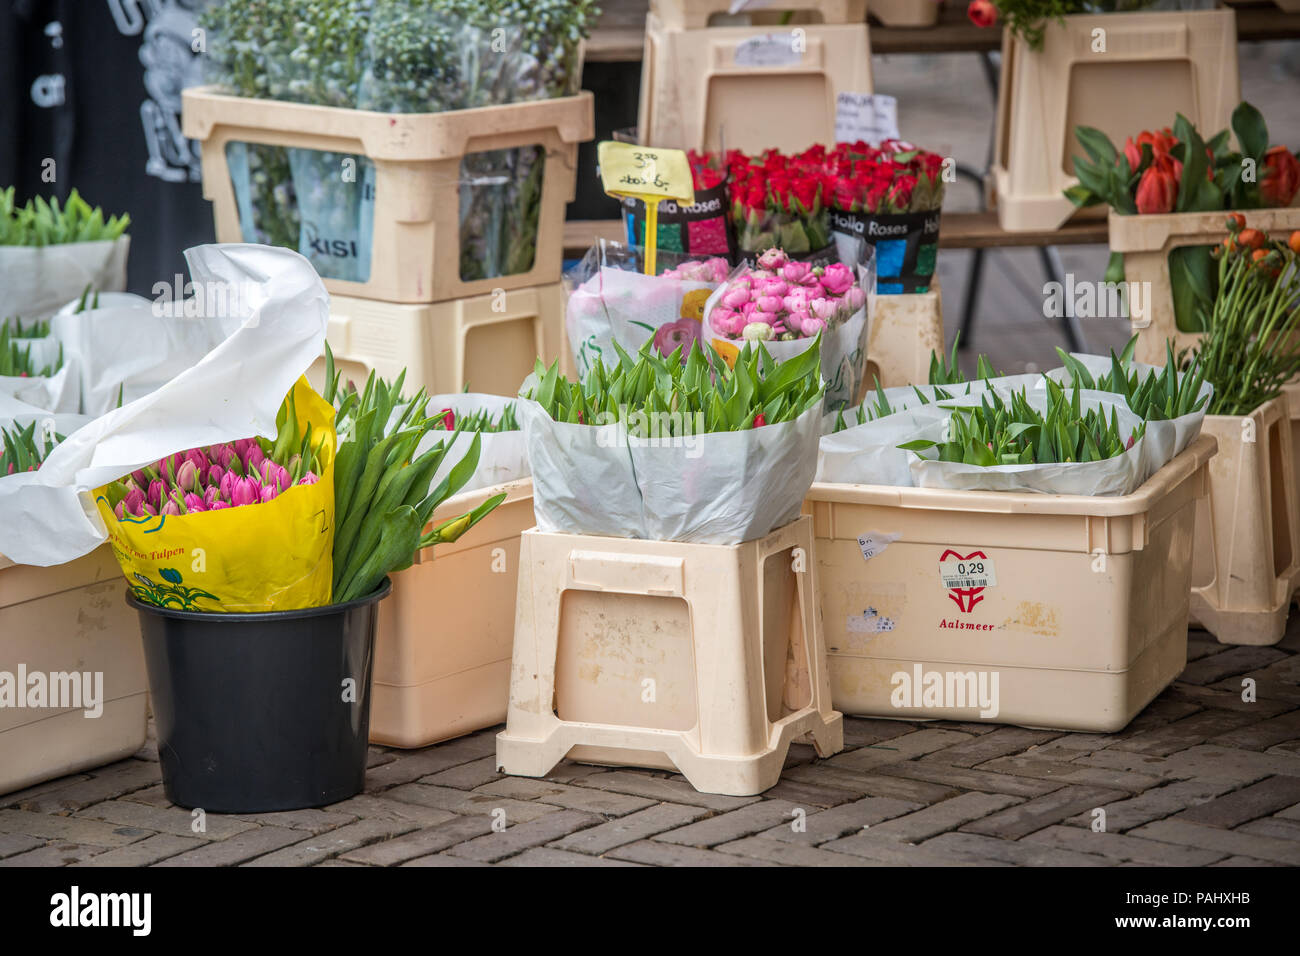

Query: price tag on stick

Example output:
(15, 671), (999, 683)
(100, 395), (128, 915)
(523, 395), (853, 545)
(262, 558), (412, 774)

(597, 141), (695, 276)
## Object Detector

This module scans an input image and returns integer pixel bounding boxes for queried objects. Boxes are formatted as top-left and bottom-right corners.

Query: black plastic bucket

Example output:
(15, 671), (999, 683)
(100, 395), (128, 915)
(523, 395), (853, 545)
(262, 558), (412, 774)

(129, 578), (391, 813)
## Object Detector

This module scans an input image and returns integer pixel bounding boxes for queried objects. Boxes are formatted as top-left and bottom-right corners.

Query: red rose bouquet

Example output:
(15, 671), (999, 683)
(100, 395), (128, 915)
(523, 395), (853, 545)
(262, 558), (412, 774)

(727, 146), (833, 258)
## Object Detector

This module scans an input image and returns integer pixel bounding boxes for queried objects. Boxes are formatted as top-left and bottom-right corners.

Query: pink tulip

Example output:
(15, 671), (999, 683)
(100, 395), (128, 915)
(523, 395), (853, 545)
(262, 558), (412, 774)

(231, 477), (258, 508)
(297, 472), (319, 486)
(210, 500), (230, 510)
(144, 503), (158, 516)
(245, 443), (265, 473)
(259, 483), (279, 504)
(214, 444), (238, 472)
(184, 493), (206, 513)
(204, 486), (221, 509)
(162, 498), (181, 516)
(206, 464), (225, 489)
(123, 487), (146, 517)
(219, 471), (237, 503)
(147, 479), (164, 509)
(114, 501), (125, 520)
(185, 449), (210, 481)
(820, 263), (855, 296)
(233, 439), (253, 460)
(176, 459), (200, 494)
(719, 286), (751, 310)
(131, 468), (151, 487)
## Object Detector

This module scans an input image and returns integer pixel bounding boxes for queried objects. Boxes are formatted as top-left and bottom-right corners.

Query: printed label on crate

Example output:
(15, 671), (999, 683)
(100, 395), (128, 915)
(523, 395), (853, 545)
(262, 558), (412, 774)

(733, 33), (803, 67)
(847, 606), (896, 634)
(857, 531), (900, 562)
(834, 92), (900, 146)
(939, 548), (994, 614)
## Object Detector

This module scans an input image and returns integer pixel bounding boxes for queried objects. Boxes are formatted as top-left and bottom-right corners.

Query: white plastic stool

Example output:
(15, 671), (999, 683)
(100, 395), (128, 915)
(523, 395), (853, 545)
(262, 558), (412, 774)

(496, 516), (844, 796)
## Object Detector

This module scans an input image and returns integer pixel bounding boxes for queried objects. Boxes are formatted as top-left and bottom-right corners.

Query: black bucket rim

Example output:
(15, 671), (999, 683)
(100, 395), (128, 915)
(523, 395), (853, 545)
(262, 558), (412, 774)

(126, 576), (392, 623)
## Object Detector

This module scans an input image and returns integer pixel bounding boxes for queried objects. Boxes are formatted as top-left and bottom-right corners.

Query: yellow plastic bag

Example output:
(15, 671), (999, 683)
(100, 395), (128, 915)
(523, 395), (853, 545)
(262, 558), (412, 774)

(94, 378), (336, 612)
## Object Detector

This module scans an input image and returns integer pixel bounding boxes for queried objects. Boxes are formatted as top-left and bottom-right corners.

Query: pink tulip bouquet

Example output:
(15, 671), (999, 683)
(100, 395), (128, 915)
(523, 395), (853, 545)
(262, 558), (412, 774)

(110, 438), (321, 520)
(707, 248), (866, 344)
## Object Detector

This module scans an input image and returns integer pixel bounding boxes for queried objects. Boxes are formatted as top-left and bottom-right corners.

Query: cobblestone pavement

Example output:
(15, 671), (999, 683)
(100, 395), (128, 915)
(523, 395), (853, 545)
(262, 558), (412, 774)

(3, 623), (1299, 867)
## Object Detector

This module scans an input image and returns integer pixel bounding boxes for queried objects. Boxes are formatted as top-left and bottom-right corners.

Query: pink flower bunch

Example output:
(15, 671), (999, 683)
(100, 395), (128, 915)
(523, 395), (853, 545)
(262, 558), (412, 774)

(658, 257), (731, 283)
(708, 248), (866, 342)
(114, 439), (320, 519)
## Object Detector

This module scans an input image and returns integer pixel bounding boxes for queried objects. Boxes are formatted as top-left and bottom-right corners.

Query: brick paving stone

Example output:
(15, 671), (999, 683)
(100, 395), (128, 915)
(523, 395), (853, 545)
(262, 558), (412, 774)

(400, 854), (492, 867)
(75, 800), (258, 841)
(1108, 710), (1261, 757)
(472, 778), (655, 816)
(314, 860), (368, 867)
(1186, 632), (1227, 661)
(419, 756), (504, 790)
(13, 760), (161, 813)
(654, 800), (803, 848)
(1210, 711), (1300, 751)
(920, 832), (1109, 866)
(340, 816), (496, 865)
(1021, 825), (1227, 865)
(550, 803), (710, 855)
(1210, 855), (1285, 866)
(1063, 778), (1242, 832)
(919, 728), (1062, 768)
(973, 755), (1167, 793)
(855, 792), (1021, 843)
(762, 779), (862, 809)
(563, 771), (758, 811)
(446, 809), (604, 863)
(243, 818), (422, 867)
(0, 809), (151, 848)
(783, 743), (819, 769)
(1235, 816), (1300, 842)
(1278, 801), (1300, 820)
(930, 720), (1002, 736)
(1130, 819), (1300, 865)
(819, 829), (999, 866)
(1158, 745), (1300, 780)
(382, 784), (561, 823)
(877, 760), (1064, 798)
(839, 717), (925, 747)
(328, 793), (468, 827)
(121, 785), (176, 808)
(0, 775), (92, 809)
(606, 840), (779, 867)
(783, 764), (959, 803)
(1175, 775), (1300, 828)
(1212, 677), (1300, 706)
(827, 729), (976, 772)
(1270, 740), (1300, 756)
(363, 734), (498, 791)
(226, 807), (359, 833)
(71, 834), (203, 867)
(717, 836), (881, 867)
(758, 796), (922, 845)
(0, 843), (107, 867)
(152, 826), (308, 866)
(1164, 683), (1294, 716)
(0, 833), (44, 858)
(961, 786), (1126, 840)
(1250, 653), (1300, 683)
(500, 847), (645, 867)
(1180, 647), (1290, 685)
(538, 762), (608, 784)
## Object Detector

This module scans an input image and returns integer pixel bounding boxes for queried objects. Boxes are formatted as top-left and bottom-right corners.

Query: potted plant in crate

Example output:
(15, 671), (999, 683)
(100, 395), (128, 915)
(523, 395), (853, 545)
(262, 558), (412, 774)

(100, 376), (504, 812)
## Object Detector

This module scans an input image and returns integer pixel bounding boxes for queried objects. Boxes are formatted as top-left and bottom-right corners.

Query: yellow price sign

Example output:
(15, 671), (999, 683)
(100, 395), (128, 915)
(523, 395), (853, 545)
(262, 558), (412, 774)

(597, 141), (695, 276)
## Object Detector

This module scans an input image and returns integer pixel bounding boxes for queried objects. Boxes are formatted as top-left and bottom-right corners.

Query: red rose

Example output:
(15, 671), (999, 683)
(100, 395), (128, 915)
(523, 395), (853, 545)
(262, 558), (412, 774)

(967, 0), (996, 28)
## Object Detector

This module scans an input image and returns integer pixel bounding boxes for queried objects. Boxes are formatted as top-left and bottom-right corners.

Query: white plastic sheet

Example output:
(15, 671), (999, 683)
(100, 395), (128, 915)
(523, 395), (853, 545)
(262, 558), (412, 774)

(419, 393), (529, 495)
(0, 243), (328, 566)
(519, 397), (821, 545)
(0, 237), (129, 321)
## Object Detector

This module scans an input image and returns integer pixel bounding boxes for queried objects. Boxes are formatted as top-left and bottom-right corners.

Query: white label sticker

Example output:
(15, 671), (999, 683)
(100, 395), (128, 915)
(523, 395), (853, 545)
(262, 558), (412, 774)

(734, 34), (803, 68)
(847, 606), (896, 633)
(858, 531), (901, 562)
(835, 92), (900, 146)
(939, 556), (997, 590)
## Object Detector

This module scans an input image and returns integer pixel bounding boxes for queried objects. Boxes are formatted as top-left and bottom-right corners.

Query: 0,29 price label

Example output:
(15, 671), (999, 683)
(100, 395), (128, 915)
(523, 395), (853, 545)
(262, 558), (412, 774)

(938, 557), (997, 590)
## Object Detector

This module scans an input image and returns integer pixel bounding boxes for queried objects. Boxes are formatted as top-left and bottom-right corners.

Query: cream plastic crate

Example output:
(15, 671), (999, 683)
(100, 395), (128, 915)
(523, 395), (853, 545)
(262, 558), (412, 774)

(1286, 381), (1300, 602)
(651, 0), (868, 29)
(865, 284), (944, 391)
(637, 10), (873, 154)
(309, 284), (569, 399)
(181, 86), (594, 304)
(991, 10), (1239, 232)
(868, 0), (941, 27)
(370, 480), (533, 748)
(0, 548), (148, 796)
(1114, 208), (1300, 365)
(803, 436), (1216, 732)
(1190, 406), (1299, 646)
(496, 516), (844, 796)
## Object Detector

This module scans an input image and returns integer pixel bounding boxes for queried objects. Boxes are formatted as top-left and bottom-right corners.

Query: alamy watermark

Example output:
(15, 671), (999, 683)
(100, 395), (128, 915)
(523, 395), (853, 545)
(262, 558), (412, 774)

(0, 666), (103, 718)
(594, 406), (706, 459)
(1042, 276), (1152, 328)
(151, 275), (264, 320)
(891, 664), (1000, 719)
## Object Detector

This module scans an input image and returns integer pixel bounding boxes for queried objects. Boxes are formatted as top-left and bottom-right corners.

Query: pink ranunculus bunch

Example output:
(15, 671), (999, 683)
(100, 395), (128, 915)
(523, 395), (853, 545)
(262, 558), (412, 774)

(658, 257), (732, 283)
(115, 438), (320, 519)
(708, 248), (866, 342)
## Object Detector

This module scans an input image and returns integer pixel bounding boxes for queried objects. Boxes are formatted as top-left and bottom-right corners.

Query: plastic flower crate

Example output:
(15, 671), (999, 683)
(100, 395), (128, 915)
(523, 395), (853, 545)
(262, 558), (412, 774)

(370, 479), (533, 748)
(865, 283), (944, 390)
(802, 435), (1215, 732)
(637, 3), (873, 154)
(181, 86), (595, 304)
(0, 547), (148, 796)
(496, 516), (844, 796)
(1113, 208), (1300, 365)
(651, 0), (869, 29)
(991, 10), (1239, 232)
(308, 283), (569, 400)
(1190, 405), (1300, 646)
(868, 0), (941, 27)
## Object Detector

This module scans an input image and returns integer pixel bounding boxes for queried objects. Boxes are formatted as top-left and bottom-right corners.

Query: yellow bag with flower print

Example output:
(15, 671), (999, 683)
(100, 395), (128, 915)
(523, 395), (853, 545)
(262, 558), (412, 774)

(93, 378), (336, 612)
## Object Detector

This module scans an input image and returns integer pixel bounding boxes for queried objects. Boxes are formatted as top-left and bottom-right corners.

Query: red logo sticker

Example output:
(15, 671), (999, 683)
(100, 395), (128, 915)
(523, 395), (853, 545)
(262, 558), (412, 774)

(941, 548), (987, 613)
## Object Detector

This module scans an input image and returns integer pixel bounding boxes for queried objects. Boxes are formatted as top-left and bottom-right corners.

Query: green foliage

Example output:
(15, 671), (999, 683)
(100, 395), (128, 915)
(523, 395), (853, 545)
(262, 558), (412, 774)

(0, 421), (64, 475)
(0, 323), (63, 377)
(0, 188), (129, 247)
(1054, 335), (1207, 421)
